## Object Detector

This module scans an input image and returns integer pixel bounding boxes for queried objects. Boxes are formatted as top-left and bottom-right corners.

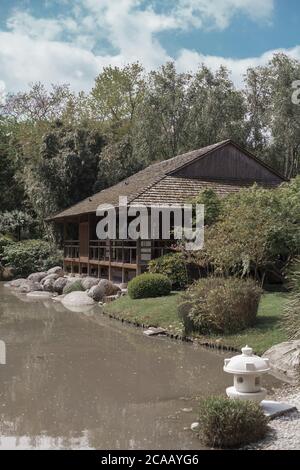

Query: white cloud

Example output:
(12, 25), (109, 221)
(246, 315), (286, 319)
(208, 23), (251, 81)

(0, 0), (297, 95)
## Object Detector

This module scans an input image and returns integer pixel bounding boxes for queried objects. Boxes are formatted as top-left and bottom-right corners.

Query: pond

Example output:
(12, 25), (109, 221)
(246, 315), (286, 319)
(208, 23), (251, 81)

(0, 284), (280, 450)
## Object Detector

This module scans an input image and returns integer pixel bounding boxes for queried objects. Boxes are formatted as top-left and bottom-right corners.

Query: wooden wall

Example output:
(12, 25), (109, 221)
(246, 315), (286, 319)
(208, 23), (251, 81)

(173, 143), (283, 183)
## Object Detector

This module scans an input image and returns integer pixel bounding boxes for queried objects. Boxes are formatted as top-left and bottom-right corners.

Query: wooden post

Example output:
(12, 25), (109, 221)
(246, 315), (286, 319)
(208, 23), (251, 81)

(87, 214), (90, 276)
(108, 240), (112, 281)
(136, 239), (141, 276)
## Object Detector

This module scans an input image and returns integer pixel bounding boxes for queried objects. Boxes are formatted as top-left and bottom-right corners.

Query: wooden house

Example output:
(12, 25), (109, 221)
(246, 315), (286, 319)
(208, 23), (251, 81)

(48, 139), (286, 282)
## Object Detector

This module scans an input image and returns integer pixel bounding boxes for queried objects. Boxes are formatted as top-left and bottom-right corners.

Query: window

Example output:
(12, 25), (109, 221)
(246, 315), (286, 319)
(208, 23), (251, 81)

(237, 377), (243, 383)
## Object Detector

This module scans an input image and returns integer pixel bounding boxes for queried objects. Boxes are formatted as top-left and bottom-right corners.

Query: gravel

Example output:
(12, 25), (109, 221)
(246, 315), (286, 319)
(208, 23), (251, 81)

(246, 387), (300, 450)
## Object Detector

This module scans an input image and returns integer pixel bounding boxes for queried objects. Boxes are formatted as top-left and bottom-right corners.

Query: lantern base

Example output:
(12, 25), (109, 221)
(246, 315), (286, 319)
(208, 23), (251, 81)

(226, 386), (267, 403)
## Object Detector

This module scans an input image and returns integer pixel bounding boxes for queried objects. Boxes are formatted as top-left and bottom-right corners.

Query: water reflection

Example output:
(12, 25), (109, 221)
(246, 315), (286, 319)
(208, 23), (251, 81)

(0, 284), (280, 450)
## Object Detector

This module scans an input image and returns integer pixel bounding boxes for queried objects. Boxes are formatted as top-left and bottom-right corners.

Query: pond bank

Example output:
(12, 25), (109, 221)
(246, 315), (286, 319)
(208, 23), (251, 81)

(104, 291), (288, 355)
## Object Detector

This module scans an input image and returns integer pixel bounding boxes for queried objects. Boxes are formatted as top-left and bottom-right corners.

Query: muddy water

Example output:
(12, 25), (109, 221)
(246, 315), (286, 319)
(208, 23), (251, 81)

(0, 284), (280, 450)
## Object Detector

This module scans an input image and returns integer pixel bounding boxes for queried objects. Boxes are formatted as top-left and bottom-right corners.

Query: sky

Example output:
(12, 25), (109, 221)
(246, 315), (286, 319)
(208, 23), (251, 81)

(0, 0), (299, 95)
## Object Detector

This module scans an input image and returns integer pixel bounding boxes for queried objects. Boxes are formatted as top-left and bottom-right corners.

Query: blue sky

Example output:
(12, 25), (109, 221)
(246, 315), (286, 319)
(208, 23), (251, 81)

(0, 0), (299, 95)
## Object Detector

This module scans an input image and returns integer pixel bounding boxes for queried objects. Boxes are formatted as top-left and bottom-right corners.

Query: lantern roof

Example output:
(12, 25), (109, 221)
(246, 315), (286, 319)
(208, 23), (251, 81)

(224, 346), (270, 375)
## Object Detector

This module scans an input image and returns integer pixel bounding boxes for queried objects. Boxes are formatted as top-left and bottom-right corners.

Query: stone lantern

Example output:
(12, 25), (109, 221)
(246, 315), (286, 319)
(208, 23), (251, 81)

(224, 345), (270, 403)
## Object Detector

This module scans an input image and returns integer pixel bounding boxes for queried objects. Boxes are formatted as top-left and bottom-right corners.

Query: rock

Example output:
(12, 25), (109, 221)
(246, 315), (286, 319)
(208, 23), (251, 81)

(103, 295), (120, 303)
(81, 277), (99, 290)
(53, 294), (65, 302)
(87, 285), (105, 301)
(63, 279), (84, 294)
(19, 280), (43, 293)
(143, 327), (167, 337)
(263, 341), (300, 384)
(0, 267), (14, 281)
(47, 266), (64, 277)
(62, 291), (95, 308)
(26, 291), (55, 299)
(98, 279), (121, 296)
(42, 278), (56, 292)
(41, 273), (60, 285)
(10, 278), (27, 288)
(191, 422), (199, 432)
(27, 272), (47, 283)
(53, 277), (69, 294)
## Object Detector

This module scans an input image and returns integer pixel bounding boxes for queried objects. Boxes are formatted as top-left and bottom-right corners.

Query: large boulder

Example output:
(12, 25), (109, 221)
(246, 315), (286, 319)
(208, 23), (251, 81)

(47, 266), (64, 277)
(263, 340), (300, 384)
(81, 276), (99, 290)
(87, 285), (105, 302)
(41, 273), (60, 285)
(0, 267), (14, 281)
(10, 278), (27, 288)
(28, 272), (47, 283)
(26, 291), (55, 299)
(63, 279), (84, 294)
(62, 291), (95, 308)
(18, 280), (43, 293)
(43, 278), (56, 292)
(98, 279), (121, 296)
(53, 277), (69, 294)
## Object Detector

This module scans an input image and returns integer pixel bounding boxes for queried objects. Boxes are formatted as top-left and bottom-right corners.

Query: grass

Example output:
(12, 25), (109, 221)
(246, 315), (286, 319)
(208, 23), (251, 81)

(104, 291), (288, 354)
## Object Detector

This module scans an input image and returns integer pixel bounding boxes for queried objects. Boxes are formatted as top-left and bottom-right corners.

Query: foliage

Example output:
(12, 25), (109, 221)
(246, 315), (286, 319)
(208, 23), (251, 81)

(148, 252), (188, 290)
(191, 189), (222, 226)
(63, 280), (84, 294)
(197, 397), (269, 448)
(178, 277), (262, 335)
(0, 235), (14, 258)
(282, 258), (300, 339)
(245, 54), (300, 178)
(26, 123), (105, 223)
(0, 210), (34, 240)
(1, 239), (61, 276)
(195, 182), (300, 284)
(128, 273), (172, 299)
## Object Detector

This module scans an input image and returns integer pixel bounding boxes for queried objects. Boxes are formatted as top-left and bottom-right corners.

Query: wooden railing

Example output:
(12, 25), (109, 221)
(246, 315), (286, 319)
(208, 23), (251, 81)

(64, 240), (79, 259)
(64, 239), (171, 265)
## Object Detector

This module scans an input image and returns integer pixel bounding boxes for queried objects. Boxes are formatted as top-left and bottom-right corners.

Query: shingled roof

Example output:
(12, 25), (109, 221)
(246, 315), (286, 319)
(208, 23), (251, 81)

(48, 139), (285, 221)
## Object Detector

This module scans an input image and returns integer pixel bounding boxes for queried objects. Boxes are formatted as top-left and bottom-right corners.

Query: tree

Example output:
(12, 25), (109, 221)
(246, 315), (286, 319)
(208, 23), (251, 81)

(0, 210), (34, 241)
(245, 54), (300, 177)
(25, 123), (105, 225)
(195, 182), (300, 284)
(91, 63), (145, 137)
(0, 119), (25, 211)
(132, 62), (192, 163)
(186, 65), (247, 149)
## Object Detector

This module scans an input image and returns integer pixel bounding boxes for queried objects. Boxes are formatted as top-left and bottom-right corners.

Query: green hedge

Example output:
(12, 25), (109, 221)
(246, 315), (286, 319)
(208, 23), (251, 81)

(1, 239), (63, 277)
(197, 397), (269, 448)
(148, 252), (188, 290)
(178, 276), (262, 335)
(128, 273), (172, 299)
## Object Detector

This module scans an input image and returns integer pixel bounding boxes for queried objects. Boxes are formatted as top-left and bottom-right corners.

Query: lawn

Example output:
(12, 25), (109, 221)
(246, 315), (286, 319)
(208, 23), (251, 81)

(104, 291), (288, 354)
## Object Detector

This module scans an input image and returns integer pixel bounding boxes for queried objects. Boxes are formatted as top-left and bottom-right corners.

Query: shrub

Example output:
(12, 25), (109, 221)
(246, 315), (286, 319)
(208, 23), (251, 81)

(148, 253), (188, 290)
(197, 397), (269, 448)
(63, 280), (84, 295)
(178, 277), (262, 335)
(0, 235), (14, 258)
(1, 239), (62, 277)
(282, 258), (300, 339)
(128, 273), (172, 299)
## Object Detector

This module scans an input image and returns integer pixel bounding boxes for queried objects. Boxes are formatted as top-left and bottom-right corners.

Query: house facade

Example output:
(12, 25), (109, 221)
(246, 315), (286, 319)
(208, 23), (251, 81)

(48, 140), (286, 283)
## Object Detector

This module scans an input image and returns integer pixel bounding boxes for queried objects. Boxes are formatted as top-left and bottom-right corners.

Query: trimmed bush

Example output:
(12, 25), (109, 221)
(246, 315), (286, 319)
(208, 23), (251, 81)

(128, 273), (172, 299)
(178, 277), (262, 335)
(148, 253), (188, 290)
(197, 397), (269, 448)
(63, 280), (84, 295)
(1, 239), (62, 277)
